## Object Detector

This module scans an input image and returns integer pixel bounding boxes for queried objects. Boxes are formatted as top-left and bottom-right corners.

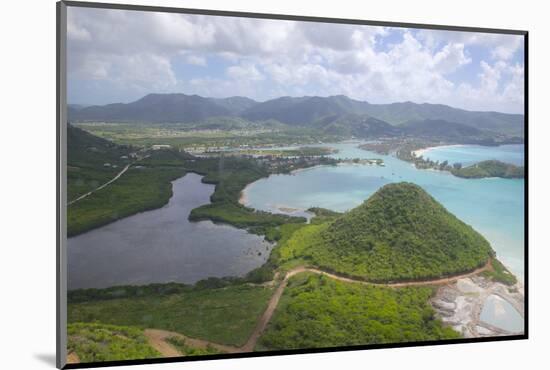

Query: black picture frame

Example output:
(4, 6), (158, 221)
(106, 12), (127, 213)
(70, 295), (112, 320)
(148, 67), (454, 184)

(56, 1), (529, 369)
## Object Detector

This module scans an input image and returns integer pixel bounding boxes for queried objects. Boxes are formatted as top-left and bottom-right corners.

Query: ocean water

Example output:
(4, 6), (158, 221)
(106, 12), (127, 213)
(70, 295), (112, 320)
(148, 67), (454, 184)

(420, 144), (524, 167)
(243, 143), (525, 279)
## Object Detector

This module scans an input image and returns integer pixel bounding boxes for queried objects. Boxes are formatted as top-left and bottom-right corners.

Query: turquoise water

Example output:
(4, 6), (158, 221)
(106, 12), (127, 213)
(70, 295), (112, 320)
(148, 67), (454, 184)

(420, 144), (524, 166)
(244, 143), (525, 279)
(480, 295), (524, 333)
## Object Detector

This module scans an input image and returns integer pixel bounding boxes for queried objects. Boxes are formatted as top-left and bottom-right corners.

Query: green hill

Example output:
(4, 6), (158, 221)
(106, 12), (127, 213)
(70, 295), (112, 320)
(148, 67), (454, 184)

(451, 160), (524, 179)
(68, 124), (130, 167)
(67, 125), (132, 200)
(276, 182), (493, 282)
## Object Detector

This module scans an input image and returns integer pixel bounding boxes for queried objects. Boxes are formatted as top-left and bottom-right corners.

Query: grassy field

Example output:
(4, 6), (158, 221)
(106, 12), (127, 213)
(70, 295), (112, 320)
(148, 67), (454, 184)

(67, 323), (160, 363)
(76, 122), (340, 150)
(68, 284), (274, 347)
(258, 273), (460, 350)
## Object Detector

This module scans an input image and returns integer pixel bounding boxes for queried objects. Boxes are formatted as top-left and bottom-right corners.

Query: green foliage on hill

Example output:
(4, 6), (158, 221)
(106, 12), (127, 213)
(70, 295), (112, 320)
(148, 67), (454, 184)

(68, 284), (273, 347)
(67, 125), (196, 236)
(67, 125), (132, 200)
(276, 183), (493, 282)
(68, 167), (118, 201)
(67, 166), (185, 236)
(307, 207), (342, 224)
(482, 258), (517, 285)
(67, 323), (159, 363)
(258, 273), (460, 350)
(451, 160), (524, 179)
(68, 125), (131, 167)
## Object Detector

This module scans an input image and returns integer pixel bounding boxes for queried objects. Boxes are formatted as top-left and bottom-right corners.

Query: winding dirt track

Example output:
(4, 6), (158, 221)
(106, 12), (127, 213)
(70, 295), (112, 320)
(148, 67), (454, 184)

(68, 164), (131, 205)
(66, 352), (80, 364)
(144, 260), (492, 356)
(145, 329), (240, 355)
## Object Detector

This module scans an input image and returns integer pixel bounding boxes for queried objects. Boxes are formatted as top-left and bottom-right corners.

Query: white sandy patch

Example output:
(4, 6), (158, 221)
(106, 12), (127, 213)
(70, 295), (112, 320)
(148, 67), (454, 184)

(456, 278), (484, 294)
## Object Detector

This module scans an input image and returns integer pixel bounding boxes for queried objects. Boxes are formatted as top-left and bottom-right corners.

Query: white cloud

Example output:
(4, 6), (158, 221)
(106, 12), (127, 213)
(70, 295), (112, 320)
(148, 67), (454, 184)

(67, 7), (524, 113)
(67, 19), (91, 42)
(432, 43), (471, 73)
(226, 63), (264, 81)
(456, 60), (524, 112)
(417, 29), (523, 61)
(491, 36), (523, 60)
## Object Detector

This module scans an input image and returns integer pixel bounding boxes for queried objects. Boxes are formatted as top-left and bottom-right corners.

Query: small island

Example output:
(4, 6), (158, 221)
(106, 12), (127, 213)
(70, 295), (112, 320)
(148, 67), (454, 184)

(451, 160), (524, 179)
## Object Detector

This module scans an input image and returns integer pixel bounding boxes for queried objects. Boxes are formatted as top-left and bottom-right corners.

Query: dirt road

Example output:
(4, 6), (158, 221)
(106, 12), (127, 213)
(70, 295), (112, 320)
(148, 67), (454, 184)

(145, 260), (492, 355)
(68, 164), (131, 205)
(144, 329), (240, 356)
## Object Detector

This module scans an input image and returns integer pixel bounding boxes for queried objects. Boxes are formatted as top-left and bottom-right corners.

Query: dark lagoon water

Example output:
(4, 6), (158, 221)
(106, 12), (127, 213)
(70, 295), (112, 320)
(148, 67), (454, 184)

(243, 143), (525, 279)
(68, 173), (271, 290)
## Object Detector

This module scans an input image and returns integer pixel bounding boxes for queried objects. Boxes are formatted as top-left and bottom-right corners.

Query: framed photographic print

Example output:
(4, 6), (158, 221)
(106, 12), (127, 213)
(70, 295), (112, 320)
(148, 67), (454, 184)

(57, 1), (528, 368)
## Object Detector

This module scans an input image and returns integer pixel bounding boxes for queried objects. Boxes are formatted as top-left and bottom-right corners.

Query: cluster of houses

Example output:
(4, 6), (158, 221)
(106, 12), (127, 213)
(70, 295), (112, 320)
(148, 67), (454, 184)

(102, 151), (142, 169)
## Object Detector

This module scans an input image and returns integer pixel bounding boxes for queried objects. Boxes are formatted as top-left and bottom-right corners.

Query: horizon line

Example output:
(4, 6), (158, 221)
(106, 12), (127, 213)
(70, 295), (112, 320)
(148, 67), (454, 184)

(68, 92), (525, 116)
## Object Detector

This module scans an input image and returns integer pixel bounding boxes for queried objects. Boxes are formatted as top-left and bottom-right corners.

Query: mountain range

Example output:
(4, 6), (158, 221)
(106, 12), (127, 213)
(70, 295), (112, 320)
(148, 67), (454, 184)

(69, 93), (525, 139)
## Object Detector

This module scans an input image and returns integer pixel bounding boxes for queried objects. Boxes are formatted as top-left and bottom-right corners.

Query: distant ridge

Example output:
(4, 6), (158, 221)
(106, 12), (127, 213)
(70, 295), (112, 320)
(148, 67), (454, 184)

(68, 93), (524, 137)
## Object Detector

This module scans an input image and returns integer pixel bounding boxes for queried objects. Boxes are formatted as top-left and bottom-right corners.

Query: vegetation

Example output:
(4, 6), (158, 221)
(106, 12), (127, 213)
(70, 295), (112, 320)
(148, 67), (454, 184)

(233, 146), (338, 157)
(397, 147), (455, 171)
(67, 125), (132, 200)
(482, 258), (518, 285)
(451, 160), (524, 179)
(186, 156), (306, 234)
(307, 207), (342, 224)
(68, 282), (193, 303)
(275, 183), (493, 282)
(165, 336), (220, 356)
(68, 166), (185, 236)
(77, 122), (341, 151)
(67, 125), (196, 236)
(68, 284), (273, 347)
(360, 138), (435, 156)
(67, 323), (159, 362)
(258, 273), (460, 350)
(67, 125), (309, 236)
(68, 167), (118, 202)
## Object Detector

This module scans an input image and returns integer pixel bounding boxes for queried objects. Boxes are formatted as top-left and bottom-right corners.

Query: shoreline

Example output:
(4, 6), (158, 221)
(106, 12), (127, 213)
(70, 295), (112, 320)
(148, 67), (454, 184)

(413, 144), (465, 158)
(239, 189), (249, 206)
(432, 273), (524, 337)
(238, 164), (332, 207)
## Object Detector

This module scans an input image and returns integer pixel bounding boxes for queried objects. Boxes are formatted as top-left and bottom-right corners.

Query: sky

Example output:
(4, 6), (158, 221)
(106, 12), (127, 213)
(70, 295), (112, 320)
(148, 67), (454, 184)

(67, 7), (525, 114)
